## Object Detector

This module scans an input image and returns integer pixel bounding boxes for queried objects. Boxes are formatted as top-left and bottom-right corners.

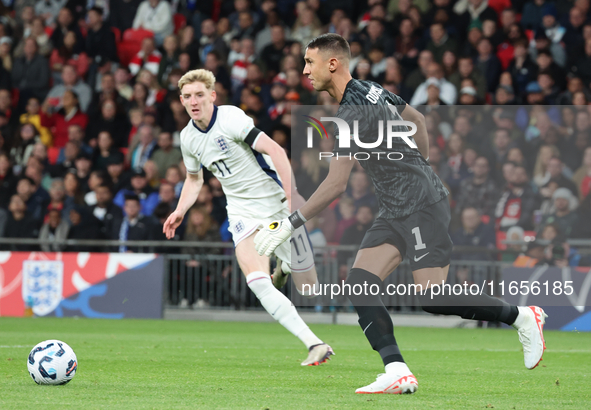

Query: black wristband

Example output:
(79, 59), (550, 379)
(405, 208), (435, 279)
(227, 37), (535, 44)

(288, 210), (307, 229)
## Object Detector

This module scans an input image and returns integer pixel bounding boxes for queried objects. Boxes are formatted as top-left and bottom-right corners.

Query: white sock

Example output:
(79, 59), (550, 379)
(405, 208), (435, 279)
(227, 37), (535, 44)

(246, 271), (323, 348)
(385, 361), (411, 375)
(512, 306), (528, 329)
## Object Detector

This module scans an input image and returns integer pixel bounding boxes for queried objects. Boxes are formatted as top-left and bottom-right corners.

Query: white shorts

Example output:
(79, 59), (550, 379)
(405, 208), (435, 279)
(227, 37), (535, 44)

(228, 209), (315, 273)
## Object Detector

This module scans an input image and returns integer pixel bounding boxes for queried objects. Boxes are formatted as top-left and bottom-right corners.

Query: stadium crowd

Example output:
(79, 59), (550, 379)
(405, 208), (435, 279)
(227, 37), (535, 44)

(0, 0), (590, 268)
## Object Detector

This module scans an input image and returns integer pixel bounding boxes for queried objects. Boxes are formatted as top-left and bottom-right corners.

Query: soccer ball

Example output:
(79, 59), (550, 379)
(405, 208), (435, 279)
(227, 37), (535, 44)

(27, 340), (78, 385)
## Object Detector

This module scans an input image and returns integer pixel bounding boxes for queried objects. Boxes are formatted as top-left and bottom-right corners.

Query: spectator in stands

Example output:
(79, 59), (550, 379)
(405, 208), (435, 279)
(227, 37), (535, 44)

(39, 206), (69, 252)
(410, 62), (457, 105)
(84, 169), (109, 207)
(260, 25), (290, 78)
(12, 37), (50, 105)
(114, 168), (159, 216)
(538, 187), (578, 238)
(507, 38), (537, 95)
(521, 0), (549, 31)
(203, 51), (232, 95)
(55, 124), (92, 165)
(291, 6), (322, 47)
(66, 206), (101, 252)
(535, 49), (566, 90)
(495, 164), (539, 231)
(49, 31), (89, 86)
(451, 207), (496, 261)
(87, 73), (127, 119)
(86, 6), (119, 91)
(2, 194), (39, 251)
(207, 177), (227, 227)
(46, 177), (66, 219)
(157, 35), (179, 87)
(129, 37), (162, 77)
(533, 144), (560, 188)
(404, 50), (433, 94)
(105, 154), (129, 194)
(45, 64), (92, 113)
(14, 17), (53, 59)
(489, 128), (512, 173)
(89, 183), (123, 240)
(426, 22), (458, 64)
(157, 181), (177, 210)
(92, 131), (118, 171)
(24, 156), (51, 196)
(542, 156), (579, 197)
(74, 152), (92, 192)
(114, 67), (133, 100)
(456, 156), (498, 219)
(571, 192), (591, 239)
(10, 123), (40, 171)
(16, 176), (47, 222)
(573, 146), (591, 200)
(294, 149), (329, 200)
(129, 124), (157, 170)
(332, 196), (356, 244)
(231, 38), (256, 93)
(63, 170), (84, 216)
(449, 56), (487, 101)
(112, 193), (153, 253)
(445, 133), (470, 196)
(36, 1), (64, 27)
(182, 205), (222, 254)
(132, 0), (173, 46)
(87, 98), (130, 147)
(458, 0), (498, 34)
(41, 90), (89, 149)
(0, 152), (16, 208)
(48, 140), (77, 178)
(150, 132), (182, 179)
(50, 7), (84, 52)
(347, 171), (377, 211)
(19, 97), (52, 147)
(143, 159), (159, 188)
(475, 38), (502, 93)
(111, 0), (142, 34)
(338, 205), (374, 267)
(0, 199), (5, 231)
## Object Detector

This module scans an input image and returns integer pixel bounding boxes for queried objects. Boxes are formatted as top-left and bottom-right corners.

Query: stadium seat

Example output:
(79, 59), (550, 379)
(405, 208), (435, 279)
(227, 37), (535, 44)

(47, 147), (60, 165)
(117, 42), (141, 67)
(111, 27), (121, 43)
(11, 88), (19, 108)
(44, 26), (53, 37)
(173, 13), (187, 34)
(122, 28), (154, 44)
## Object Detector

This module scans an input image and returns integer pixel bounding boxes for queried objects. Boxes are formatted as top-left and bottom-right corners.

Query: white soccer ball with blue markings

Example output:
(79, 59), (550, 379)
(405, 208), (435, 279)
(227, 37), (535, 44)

(27, 340), (77, 385)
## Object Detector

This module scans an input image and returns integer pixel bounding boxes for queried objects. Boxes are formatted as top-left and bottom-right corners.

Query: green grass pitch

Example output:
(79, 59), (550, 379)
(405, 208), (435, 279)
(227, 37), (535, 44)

(1, 317), (590, 409)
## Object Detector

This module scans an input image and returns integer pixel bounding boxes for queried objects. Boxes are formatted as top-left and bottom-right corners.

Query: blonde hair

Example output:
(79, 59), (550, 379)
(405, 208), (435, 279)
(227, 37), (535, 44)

(178, 69), (216, 92)
(533, 144), (560, 179)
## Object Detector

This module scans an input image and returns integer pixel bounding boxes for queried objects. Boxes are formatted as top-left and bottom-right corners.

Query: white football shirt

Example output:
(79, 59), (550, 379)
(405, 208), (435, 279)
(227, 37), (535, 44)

(180, 105), (286, 220)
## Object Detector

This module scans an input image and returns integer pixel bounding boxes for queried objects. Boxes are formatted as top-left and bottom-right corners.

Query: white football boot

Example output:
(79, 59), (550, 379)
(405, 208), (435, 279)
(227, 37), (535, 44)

(512, 306), (548, 369)
(301, 343), (334, 366)
(355, 363), (418, 394)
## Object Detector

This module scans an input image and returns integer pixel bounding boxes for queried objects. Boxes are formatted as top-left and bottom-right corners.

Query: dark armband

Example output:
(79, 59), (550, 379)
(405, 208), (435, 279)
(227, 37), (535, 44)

(288, 210), (307, 229)
(245, 127), (263, 146)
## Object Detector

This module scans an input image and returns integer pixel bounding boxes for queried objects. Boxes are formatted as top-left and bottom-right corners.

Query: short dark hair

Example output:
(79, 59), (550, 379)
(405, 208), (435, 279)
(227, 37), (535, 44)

(124, 193), (140, 203)
(306, 33), (351, 60)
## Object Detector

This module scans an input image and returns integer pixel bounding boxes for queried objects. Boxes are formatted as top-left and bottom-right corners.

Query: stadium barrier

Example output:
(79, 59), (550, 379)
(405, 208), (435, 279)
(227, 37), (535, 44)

(1, 238), (589, 329)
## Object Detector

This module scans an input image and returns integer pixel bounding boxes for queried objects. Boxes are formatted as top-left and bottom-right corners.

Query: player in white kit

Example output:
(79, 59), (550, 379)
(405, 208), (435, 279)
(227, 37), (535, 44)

(163, 69), (333, 366)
